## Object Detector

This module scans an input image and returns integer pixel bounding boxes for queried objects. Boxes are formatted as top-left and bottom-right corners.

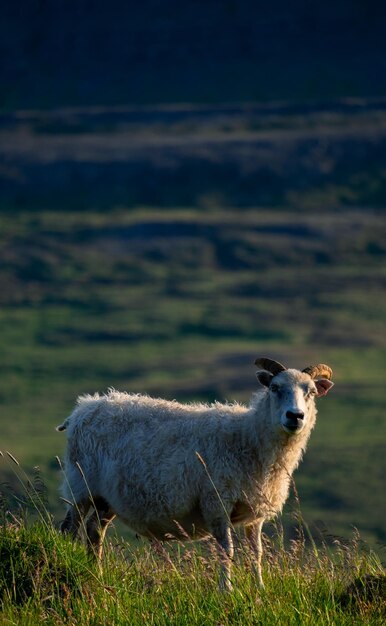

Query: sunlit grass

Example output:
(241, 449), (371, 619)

(0, 463), (385, 625)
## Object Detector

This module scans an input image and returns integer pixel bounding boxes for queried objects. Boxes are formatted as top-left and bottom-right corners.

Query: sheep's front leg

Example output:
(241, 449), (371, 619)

(246, 519), (265, 588)
(86, 498), (116, 559)
(211, 519), (234, 592)
(60, 499), (90, 539)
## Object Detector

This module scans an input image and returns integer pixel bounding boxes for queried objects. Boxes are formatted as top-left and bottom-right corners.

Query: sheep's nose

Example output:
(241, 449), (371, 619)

(286, 410), (304, 421)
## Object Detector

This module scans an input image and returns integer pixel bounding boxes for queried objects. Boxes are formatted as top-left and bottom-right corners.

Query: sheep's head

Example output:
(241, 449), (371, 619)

(254, 357), (334, 435)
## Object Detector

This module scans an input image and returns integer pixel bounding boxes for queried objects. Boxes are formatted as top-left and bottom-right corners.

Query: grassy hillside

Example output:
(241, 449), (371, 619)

(2, 100), (386, 211)
(0, 203), (385, 547)
(0, 511), (385, 624)
(1, 99), (386, 551)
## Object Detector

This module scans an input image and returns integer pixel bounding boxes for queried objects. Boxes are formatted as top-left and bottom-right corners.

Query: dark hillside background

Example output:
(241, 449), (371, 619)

(2, 0), (386, 108)
(1, 1), (386, 548)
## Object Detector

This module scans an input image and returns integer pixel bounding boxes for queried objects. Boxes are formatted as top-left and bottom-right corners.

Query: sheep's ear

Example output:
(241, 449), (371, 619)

(256, 371), (273, 388)
(315, 379), (334, 397)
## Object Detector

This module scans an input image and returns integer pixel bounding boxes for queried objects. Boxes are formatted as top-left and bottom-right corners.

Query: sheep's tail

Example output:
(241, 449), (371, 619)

(56, 418), (70, 432)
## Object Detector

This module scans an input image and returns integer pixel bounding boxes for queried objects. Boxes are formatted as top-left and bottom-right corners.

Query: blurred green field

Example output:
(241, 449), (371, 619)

(0, 204), (385, 547)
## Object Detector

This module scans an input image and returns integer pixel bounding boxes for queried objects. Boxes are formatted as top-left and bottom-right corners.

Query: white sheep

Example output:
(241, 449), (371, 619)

(57, 357), (333, 591)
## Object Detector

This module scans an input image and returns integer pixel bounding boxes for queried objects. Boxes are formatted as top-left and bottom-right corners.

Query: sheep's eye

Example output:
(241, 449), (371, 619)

(308, 388), (317, 397)
(270, 384), (279, 393)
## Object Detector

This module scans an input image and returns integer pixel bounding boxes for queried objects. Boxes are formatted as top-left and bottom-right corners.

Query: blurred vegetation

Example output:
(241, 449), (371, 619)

(1, 205), (385, 545)
(0, 101), (386, 549)
(2, 100), (386, 212)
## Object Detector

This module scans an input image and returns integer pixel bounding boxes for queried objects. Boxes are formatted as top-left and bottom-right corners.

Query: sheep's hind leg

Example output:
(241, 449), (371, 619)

(86, 497), (116, 559)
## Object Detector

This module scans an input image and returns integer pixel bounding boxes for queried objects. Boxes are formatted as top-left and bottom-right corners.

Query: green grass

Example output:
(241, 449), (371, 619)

(3, 414), (384, 624)
(0, 507), (385, 625)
